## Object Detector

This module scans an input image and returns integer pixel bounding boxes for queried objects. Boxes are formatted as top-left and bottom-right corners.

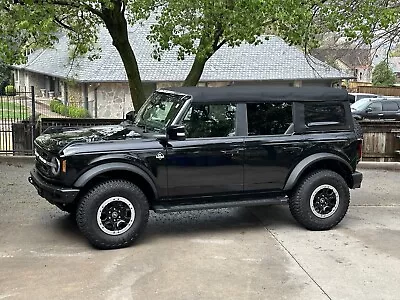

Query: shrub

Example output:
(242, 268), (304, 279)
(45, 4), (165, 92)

(4, 85), (16, 96)
(49, 99), (90, 118)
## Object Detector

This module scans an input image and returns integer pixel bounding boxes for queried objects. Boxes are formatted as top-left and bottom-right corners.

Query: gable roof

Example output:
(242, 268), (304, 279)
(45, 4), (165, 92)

(311, 49), (371, 68)
(15, 22), (351, 82)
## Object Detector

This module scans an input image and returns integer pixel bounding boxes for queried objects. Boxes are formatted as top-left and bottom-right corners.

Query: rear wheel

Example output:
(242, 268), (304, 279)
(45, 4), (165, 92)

(76, 180), (149, 249)
(288, 170), (350, 230)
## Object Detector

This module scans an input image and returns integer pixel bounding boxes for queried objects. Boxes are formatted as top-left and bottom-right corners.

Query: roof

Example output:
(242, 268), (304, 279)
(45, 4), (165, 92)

(163, 86), (350, 103)
(15, 22), (351, 82)
(311, 49), (371, 68)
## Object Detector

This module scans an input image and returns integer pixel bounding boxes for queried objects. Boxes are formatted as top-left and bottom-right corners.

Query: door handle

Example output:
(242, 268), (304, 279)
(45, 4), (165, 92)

(378, 113), (384, 117)
(221, 149), (241, 156)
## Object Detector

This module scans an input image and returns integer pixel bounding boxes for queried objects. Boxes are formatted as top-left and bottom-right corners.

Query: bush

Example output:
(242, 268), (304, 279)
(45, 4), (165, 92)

(4, 85), (16, 96)
(49, 99), (90, 118)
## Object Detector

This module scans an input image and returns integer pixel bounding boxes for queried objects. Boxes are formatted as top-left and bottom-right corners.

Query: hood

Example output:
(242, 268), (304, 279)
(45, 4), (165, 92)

(35, 124), (144, 153)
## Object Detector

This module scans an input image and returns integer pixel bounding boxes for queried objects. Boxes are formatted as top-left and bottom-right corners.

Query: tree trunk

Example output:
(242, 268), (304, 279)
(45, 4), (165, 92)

(183, 55), (209, 86)
(102, 7), (145, 111)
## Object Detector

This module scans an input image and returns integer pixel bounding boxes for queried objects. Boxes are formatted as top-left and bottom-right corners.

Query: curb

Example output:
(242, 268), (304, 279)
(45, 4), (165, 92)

(358, 161), (400, 171)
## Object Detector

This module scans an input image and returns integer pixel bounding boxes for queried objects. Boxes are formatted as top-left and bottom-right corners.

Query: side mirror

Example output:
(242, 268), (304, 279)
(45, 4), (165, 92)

(125, 111), (136, 122)
(366, 108), (372, 113)
(167, 125), (186, 141)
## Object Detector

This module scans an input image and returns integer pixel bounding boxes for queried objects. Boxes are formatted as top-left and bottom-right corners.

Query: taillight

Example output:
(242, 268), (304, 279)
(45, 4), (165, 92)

(357, 139), (363, 161)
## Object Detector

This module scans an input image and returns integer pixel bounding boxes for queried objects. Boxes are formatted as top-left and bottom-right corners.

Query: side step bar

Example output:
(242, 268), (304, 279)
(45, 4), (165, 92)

(152, 196), (288, 213)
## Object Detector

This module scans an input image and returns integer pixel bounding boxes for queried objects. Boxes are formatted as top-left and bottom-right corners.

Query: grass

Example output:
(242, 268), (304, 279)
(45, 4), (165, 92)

(0, 99), (29, 120)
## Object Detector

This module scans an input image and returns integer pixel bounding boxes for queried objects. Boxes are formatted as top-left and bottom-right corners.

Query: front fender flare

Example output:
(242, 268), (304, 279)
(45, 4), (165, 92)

(283, 153), (353, 191)
(73, 162), (158, 199)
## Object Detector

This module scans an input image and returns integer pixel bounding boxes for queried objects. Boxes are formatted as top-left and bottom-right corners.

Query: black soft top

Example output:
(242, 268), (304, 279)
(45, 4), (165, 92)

(163, 86), (349, 103)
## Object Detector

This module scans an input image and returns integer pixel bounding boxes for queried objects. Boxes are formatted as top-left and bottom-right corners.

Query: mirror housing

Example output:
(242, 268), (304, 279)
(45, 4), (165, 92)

(366, 107), (372, 113)
(167, 125), (186, 141)
(125, 111), (136, 122)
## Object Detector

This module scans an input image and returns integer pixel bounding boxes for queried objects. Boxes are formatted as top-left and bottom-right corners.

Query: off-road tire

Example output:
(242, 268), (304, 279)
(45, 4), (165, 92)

(288, 170), (350, 231)
(353, 118), (363, 139)
(76, 180), (149, 250)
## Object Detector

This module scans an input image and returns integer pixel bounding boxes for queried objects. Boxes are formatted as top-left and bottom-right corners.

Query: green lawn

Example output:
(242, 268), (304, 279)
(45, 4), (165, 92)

(0, 100), (29, 120)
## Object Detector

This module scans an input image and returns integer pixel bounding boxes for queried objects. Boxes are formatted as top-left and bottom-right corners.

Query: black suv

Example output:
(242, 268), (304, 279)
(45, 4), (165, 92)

(29, 86), (363, 249)
(351, 97), (400, 120)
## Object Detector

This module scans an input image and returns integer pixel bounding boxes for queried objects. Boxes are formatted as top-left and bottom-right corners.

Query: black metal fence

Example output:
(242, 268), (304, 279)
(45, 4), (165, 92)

(0, 87), (36, 155)
(0, 85), (125, 156)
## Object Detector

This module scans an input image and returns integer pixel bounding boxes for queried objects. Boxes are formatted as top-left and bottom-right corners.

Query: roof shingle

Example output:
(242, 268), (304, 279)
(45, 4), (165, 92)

(16, 22), (351, 82)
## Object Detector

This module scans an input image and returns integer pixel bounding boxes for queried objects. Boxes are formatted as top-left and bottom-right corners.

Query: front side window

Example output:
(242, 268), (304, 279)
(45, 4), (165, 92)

(247, 102), (292, 135)
(367, 102), (382, 112)
(134, 92), (186, 132)
(182, 103), (236, 138)
(304, 103), (345, 127)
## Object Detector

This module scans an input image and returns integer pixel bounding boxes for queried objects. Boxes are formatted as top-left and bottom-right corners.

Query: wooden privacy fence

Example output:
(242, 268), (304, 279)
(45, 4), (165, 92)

(357, 86), (400, 97)
(360, 121), (400, 162)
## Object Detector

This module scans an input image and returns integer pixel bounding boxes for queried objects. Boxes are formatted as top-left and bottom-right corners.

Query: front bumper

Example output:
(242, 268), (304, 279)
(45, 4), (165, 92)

(351, 171), (363, 189)
(28, 168), (80, 204)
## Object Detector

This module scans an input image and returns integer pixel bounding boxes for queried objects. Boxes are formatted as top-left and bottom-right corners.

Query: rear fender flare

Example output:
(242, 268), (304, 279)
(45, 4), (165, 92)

(283, 153), (352, 191)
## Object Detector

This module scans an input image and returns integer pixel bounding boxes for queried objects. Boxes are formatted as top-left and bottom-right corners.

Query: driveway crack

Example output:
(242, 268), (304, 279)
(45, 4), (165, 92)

(250, 210), (332, 300)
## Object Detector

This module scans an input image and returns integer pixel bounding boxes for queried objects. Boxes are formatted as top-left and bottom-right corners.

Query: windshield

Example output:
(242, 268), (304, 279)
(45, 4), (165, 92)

(351, 98), (375, 111)
(134, 91), (187, 132)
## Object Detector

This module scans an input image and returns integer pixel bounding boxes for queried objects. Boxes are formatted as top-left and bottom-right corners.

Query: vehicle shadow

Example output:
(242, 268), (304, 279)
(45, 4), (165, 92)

(141, 204), (297, 243)
(48, 205), (298, 246)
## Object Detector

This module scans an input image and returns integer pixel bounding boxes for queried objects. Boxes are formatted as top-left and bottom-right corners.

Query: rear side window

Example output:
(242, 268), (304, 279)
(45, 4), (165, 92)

(304, 103), (346, 127)
(382, 101), (399, 111)
(247, 102), (292, 135)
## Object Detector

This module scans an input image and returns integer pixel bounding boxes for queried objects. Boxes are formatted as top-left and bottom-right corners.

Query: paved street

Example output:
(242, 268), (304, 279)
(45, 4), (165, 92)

(0, 160), (399, 300)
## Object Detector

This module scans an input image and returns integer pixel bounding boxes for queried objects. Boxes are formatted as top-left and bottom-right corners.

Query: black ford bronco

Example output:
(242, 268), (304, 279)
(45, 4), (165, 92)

(29, 86), (363, 249)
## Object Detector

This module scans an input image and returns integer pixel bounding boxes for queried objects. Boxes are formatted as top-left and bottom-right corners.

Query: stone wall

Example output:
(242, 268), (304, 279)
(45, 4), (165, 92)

(89, 82), (156, 118)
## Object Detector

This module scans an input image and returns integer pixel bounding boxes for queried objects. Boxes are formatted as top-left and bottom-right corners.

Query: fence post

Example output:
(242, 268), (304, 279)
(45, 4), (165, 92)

(31, 86), (35, 154)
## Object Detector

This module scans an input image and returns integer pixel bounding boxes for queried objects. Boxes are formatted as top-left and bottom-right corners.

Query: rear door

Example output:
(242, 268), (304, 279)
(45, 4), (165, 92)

(382, 101), (400, 120)
(244, 102), (304, 192)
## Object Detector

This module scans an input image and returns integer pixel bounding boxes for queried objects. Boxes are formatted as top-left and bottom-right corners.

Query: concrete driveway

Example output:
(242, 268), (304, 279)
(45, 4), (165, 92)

(0, 160), (399, 300)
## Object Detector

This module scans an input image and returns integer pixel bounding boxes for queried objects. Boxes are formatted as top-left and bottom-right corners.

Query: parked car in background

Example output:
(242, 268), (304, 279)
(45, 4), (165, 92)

(349, 93), (379, 103)
(351, 97), (400, 120)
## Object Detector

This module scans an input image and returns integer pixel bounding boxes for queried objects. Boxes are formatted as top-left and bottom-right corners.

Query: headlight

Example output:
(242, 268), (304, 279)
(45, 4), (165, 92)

(50, 157), (61, 176)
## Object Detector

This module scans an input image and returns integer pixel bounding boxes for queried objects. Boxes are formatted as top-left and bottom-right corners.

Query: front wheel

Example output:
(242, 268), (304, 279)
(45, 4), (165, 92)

(76, 180), (149, 249)
(288, 170), (350, 230)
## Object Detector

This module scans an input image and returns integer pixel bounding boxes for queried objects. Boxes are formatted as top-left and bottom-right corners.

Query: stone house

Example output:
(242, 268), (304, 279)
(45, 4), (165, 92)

(311, 49), (371, 83)
(13, 23), (352, 119)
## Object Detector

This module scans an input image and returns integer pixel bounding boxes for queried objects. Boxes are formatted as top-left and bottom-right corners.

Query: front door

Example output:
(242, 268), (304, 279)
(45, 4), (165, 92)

(166, 102), (244, 199)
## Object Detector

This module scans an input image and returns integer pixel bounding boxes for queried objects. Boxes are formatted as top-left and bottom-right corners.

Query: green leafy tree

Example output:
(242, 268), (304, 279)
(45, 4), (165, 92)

(0, 60), (10, 83)
(372, 61), (396, 86)
(0, 0), (399, 109)
(148, 0), (400, 86)
(0, 0), (148, 110)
